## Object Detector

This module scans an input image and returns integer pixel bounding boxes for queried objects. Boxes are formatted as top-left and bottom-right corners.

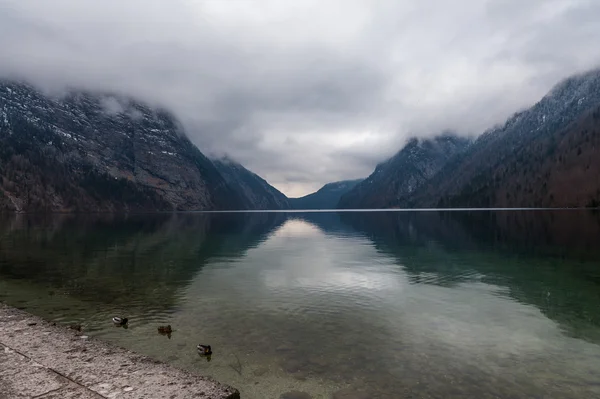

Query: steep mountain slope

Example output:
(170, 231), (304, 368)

(289, 179), (363, 209)
(436, 105), (600, 208)
(408, 68), (600, 208)
(212, 157), (290, 210)
(0, 81), (246, 212)
(338, 135), (471, 209)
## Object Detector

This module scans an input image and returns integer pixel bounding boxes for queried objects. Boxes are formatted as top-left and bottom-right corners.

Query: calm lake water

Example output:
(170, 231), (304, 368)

(1, 210), (600, 398)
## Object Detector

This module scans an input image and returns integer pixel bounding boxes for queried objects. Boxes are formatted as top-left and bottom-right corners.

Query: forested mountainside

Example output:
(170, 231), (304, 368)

(338, 135), (471, 209)
(213, 157), (290, 210)
(0, 81), (286, 212)
(431, 105), (600, 208)
(289, 179), (362, 210)
(405, 68), (600, 208)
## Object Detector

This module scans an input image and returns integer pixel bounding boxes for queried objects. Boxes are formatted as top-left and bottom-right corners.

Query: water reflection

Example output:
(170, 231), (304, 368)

(0, 212), (284, 319)
(340, 211), (600, 344)
(0, 210), (599, 399)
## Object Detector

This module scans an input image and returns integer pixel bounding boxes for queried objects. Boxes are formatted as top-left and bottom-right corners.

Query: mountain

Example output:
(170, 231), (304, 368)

(289, 179), (363, 210)
(406, 68), (600, 208)
(0, 81), (274, 212)
(212, 157), (290, 210)
(337, 134), (471, 209)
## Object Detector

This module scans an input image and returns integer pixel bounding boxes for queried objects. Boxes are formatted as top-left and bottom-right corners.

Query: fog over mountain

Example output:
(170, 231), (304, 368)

(1, 0), (600, 196)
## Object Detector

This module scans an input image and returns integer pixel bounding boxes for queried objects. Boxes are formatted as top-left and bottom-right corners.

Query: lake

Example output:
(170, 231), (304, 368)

(1, 210), (600, 399)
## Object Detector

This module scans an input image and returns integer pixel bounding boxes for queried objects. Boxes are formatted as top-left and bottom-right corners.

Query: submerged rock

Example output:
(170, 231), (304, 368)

(252, 366), (269, 376)
(279, 358), (305, 374)
(331, 387), (371, 399)
(280, 391), (312, 399)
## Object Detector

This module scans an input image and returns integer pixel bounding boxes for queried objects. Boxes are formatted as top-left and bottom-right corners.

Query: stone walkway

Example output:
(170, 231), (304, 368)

(0, 304), (240, 399)
(1, 343), (104, 398)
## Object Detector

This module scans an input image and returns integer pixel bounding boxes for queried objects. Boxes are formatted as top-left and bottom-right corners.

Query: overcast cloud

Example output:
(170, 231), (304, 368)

(1, 0), (600, 196)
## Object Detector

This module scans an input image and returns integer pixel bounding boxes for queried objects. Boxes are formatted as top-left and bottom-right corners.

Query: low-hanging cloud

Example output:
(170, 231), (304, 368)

(1, 0), (600, 196)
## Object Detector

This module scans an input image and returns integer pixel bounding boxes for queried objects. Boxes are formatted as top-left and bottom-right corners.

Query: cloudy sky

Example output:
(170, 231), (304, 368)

(1, 0), (600, 196)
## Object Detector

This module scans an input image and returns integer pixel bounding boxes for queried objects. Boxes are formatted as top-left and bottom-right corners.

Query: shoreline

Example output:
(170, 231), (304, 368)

(0, 206), (598, 215)
(0, 303), (240, 399)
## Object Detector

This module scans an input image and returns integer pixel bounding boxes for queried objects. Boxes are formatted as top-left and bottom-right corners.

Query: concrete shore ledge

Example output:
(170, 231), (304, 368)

(0, 303), (240, 399)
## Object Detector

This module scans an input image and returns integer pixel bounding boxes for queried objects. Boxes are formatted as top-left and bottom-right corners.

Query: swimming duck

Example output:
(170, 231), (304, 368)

(197, 344), (212, 356)
(158, 325), (172, 338)
(112, 317), (128, 326)
(157, 325), (172, 334)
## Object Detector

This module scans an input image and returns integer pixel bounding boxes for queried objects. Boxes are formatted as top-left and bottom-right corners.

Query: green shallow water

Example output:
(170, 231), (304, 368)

(1, 210), (600, 398)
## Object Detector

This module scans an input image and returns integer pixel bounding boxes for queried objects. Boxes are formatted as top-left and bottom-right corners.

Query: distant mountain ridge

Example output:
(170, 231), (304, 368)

(338, 134), (472, 209)
(212, 157), (290, 210)
(0, 81), (287, 212)
(289, 179), (363, 209)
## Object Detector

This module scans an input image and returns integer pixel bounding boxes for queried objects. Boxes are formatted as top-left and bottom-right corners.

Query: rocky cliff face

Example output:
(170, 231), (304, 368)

(289, 179), (363, 210)
(0, 81), (247, 212)
(212, 157), (290, 210)
(338, 135), (471, 209)
(409, 68), (600, 208)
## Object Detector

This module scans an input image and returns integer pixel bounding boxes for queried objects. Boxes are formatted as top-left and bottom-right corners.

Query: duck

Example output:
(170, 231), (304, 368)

(157, 325), (172, 337)
(68, 324), (82, 332)
(197, 344), (212, 356)
(112, 317), (128, 326)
